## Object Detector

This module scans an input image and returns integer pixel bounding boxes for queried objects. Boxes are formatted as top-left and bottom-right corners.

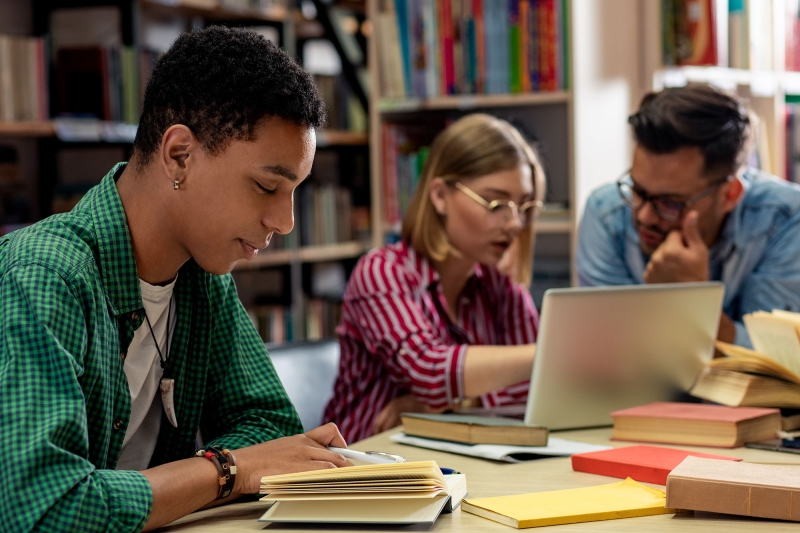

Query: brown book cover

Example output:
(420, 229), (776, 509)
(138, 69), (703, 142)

(666, 456), (800, 521)
(401, 413), (548, 446)
(611, 402), (780, 448)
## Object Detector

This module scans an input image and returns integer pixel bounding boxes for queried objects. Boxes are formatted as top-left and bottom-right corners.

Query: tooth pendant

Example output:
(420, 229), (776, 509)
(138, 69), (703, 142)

(160, 378), (178, 428)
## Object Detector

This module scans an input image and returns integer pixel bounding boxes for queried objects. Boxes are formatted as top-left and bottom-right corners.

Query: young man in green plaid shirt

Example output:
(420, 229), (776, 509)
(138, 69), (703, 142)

(0, 27), (352, 532)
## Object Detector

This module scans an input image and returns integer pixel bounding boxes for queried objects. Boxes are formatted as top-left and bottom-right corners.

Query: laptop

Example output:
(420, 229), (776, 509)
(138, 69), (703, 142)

(524, 282), (724, 430)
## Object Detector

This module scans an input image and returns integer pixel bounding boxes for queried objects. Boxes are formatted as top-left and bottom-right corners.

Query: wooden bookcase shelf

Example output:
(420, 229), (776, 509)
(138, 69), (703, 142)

(0, 121), (56, 137)
(140, 0), (288, 23)
(378, 91), (571, 114)
(234, 241), (371, 270)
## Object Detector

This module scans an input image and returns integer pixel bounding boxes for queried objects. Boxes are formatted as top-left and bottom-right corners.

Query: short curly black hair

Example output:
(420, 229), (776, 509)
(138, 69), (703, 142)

(628, 85), (752, 179)
(132, 26), (326, 167)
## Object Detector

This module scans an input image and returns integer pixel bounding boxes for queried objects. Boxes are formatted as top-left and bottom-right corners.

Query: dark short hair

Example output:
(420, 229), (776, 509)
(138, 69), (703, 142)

(628, 85), (752, 177)
(132, 26), (325, 168)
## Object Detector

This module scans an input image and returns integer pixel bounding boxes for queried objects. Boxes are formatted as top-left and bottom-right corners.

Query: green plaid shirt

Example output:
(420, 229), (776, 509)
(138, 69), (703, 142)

(0, 163), (302, 532)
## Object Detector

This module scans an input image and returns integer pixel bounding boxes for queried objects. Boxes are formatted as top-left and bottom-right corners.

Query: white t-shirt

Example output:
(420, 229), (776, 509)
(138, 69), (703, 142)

(116, 277), (177, 471)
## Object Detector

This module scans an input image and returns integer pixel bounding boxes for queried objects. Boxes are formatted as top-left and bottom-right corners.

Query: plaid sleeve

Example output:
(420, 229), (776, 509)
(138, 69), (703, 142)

(0, 264), (153, 532)
(201, 276), (303, 449)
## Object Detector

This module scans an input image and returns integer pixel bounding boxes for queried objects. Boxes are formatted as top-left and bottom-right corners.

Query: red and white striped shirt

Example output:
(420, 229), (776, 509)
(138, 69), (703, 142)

(323, 240), (538, 443)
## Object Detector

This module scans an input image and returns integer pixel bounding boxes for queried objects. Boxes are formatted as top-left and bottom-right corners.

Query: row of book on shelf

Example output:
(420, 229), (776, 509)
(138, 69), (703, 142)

(313, 74), (367, 133)
(381, 121), (570, 236)
(375, 0), (569, 100)
(267, 183), (371, 251)
(57, 46), (160, 125)
(247, 299), (342, 343)
(0, 35), (48, 122)
(661, 0), (800, 71)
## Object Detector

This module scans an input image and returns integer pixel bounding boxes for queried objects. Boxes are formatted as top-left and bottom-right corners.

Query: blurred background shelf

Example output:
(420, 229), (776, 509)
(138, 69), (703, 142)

(234, 240), (371, 269)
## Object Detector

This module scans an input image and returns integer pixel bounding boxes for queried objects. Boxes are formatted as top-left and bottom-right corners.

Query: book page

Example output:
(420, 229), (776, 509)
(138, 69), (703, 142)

(713, 342), (800, 384)
(743, 314), (800, 376)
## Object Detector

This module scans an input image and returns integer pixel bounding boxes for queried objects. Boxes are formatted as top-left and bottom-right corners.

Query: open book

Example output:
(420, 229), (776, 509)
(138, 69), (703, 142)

(258, 461), (467, 525)
(690, 309), (800, 409)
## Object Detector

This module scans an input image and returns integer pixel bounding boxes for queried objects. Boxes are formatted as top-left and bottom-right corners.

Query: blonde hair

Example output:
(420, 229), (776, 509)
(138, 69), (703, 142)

(401, 113), (547, 286)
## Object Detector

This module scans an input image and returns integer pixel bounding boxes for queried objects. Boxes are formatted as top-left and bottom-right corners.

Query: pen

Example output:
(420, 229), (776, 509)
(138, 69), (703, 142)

(328, 447), (406, 464)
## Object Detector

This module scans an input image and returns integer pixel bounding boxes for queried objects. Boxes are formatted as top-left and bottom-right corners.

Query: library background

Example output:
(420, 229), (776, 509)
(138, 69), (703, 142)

(0, 0), (795, 344)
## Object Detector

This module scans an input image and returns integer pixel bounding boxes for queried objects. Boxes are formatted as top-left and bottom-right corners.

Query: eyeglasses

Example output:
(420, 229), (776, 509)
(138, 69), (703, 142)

(616, 172), (732, 222)
(452, 181), (543, 227)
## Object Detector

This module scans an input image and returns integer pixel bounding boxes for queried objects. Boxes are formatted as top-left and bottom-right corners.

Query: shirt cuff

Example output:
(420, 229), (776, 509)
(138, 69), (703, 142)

(93, 469), (153, 532)
(445, 344), (469, 406)
(732, 321), (753, 349)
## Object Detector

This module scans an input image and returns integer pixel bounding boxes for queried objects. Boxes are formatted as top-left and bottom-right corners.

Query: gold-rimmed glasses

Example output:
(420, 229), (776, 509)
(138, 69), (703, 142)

(452, 181), (542, 227)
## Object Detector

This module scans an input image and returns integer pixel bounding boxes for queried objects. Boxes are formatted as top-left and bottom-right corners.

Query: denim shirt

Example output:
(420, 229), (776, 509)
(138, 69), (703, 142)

(576, 168), (800, 348)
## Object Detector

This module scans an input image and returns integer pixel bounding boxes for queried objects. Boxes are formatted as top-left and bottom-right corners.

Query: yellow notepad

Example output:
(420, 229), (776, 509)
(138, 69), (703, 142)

(461, 478), (673, 529)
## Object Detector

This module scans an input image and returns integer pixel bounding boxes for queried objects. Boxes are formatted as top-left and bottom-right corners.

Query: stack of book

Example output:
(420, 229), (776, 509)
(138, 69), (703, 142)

(375, 0), (569, 99)
(690, 309), (800, 411)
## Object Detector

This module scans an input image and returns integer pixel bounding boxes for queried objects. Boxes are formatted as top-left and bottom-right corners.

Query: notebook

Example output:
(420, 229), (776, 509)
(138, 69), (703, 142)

(258, 461), (467, 525)
(571, 445), (741, 485)
(462, 478), (674, 528)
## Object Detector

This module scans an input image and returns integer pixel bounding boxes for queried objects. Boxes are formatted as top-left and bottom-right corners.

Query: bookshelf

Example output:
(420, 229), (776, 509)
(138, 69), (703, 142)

(0, 0), (372, 343)
(366, 0), (644, 296)
(644, 0), (800, 183)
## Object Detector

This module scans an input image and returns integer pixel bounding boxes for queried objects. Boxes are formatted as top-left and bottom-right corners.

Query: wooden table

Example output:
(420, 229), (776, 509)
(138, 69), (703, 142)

(159, 428), (800, 532)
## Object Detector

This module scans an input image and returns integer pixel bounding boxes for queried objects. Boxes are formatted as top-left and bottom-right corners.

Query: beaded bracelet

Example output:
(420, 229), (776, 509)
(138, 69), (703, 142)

(195, 447), (237, 500)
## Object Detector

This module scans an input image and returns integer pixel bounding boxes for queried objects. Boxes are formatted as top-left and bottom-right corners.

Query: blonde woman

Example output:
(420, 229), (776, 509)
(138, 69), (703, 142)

(323, 114), (546, 443)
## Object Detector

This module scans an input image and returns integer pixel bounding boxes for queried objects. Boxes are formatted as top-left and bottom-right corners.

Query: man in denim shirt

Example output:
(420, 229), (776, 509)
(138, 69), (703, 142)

(577, 85), (800, 348)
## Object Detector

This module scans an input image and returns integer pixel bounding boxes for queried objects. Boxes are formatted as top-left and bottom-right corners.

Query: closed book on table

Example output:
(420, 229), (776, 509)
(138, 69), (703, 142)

(258, 461), (467, 525)
(462, 477), (673, 529)
(401, 413), (547, 446)
(611, 402), (780, 448)
(666, 456), (800, 522)
(571, 445), (741, 485)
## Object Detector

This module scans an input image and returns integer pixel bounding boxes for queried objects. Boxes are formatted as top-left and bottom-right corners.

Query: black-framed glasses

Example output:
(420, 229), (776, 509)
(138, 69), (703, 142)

(452, 181), (543, 227)
(616, 172), (733, 222)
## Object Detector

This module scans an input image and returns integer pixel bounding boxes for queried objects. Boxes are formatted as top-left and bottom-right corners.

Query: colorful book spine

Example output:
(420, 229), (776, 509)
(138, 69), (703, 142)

(383, 0), (567, 97)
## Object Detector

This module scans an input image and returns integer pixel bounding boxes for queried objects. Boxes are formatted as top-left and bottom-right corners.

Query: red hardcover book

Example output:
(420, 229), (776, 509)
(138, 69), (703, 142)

(572, 445), (741, 485)
(611, 402), (781, 448)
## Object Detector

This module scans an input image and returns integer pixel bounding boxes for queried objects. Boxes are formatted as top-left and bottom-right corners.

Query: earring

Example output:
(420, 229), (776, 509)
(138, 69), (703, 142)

(173, 179), (179, 190)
